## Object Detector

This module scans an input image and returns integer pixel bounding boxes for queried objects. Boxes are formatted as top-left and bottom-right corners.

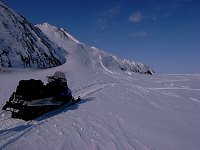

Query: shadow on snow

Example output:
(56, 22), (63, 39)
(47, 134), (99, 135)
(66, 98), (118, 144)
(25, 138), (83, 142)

(35, 97), (95, 121)
(0, 97), (94, 140)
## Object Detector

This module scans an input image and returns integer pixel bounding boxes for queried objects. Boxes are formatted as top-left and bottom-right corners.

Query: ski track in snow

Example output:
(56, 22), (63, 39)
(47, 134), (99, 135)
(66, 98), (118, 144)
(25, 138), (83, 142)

(73, 82), (117, 99)
(0, 81), (152, 150)
(0, 82), (117, 149)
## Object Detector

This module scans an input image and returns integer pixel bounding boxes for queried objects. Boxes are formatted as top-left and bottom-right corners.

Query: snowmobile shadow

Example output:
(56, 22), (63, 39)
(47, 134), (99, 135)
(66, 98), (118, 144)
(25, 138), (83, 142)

(66, 97), (95, 111)
(0, 124), (32, 135)
(0, 124), (33, 149)
(35, 97), (95, 121)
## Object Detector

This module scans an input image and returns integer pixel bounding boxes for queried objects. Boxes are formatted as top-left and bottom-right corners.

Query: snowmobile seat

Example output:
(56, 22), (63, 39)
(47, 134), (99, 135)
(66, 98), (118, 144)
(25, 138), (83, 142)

(15, 79), (45, 101)
(45, 80), (72, 101)
(45, 71), (72, 101)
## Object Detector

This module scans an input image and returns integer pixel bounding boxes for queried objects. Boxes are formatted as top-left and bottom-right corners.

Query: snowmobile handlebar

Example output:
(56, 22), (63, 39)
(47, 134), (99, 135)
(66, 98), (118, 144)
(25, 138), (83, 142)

(47, 76), (62, 80)
(46, 76), (67, 83)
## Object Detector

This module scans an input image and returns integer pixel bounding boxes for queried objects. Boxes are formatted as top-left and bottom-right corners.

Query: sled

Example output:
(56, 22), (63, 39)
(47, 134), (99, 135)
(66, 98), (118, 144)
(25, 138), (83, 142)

(2, 71), (80, 121)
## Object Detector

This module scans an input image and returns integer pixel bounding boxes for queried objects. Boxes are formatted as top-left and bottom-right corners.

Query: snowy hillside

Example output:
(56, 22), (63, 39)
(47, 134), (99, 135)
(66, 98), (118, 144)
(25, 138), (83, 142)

(0, 64), (200, 150)
(0, 1), (154, 75)
(36, 23), (154, 75)
(0, 2), (65, 69)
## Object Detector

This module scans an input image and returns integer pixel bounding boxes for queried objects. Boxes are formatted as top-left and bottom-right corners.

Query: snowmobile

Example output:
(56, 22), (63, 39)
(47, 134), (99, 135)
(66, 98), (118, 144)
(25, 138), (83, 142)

(2, 71), (81, 121)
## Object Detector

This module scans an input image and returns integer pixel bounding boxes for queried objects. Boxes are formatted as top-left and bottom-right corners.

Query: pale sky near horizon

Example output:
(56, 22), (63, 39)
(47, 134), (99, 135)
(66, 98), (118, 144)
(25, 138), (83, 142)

(3, 0), (200, 74)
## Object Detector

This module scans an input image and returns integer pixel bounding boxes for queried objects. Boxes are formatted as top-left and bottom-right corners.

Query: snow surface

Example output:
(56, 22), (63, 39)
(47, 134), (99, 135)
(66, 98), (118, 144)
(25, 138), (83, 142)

(36, 23), (154, 75)
(0, 63), (200, 150)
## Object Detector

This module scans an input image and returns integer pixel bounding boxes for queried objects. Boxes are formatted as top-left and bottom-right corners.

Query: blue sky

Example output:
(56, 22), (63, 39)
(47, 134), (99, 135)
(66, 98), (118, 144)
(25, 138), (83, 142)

(4, 0), (200, 74)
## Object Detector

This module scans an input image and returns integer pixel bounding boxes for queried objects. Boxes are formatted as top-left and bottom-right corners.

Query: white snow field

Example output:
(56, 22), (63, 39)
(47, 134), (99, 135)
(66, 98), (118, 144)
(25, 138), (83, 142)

(0, 63), (200, 150)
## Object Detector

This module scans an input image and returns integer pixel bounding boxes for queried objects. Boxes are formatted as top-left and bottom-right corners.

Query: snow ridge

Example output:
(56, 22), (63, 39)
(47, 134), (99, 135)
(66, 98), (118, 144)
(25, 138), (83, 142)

(37, 23), (154, 75)
(0, 1), (154, 74)
(36, 23), (81, 44)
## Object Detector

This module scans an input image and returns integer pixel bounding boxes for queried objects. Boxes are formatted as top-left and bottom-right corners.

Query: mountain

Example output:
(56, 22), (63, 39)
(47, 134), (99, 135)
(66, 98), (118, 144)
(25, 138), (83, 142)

(36, 23), (154, 75)
(0, 1), (65, 69)
(0, 1), (154, 75)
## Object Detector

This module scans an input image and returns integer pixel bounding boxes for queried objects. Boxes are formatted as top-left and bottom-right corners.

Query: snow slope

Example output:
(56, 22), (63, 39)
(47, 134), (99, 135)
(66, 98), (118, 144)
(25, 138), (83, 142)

(0, 2), (65, 68)
(36, 23), (154, 75)
(0, 1), (154, 75)
(0, 63), (200, 150)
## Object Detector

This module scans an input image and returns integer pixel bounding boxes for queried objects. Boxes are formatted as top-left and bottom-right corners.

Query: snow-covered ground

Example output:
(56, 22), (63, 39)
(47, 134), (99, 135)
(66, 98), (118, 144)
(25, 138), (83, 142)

(0, 63), (200, 150)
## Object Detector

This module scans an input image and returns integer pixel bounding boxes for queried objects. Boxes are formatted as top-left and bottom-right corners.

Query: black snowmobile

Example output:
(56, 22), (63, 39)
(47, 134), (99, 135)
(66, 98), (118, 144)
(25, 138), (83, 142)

(2, 71), (80, 121)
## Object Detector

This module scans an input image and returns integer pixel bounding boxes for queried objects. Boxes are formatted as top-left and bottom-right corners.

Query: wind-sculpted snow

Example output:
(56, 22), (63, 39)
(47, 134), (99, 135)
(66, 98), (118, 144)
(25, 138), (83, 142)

(0, 63), (200, 150)
(0, 2), (65, 69)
